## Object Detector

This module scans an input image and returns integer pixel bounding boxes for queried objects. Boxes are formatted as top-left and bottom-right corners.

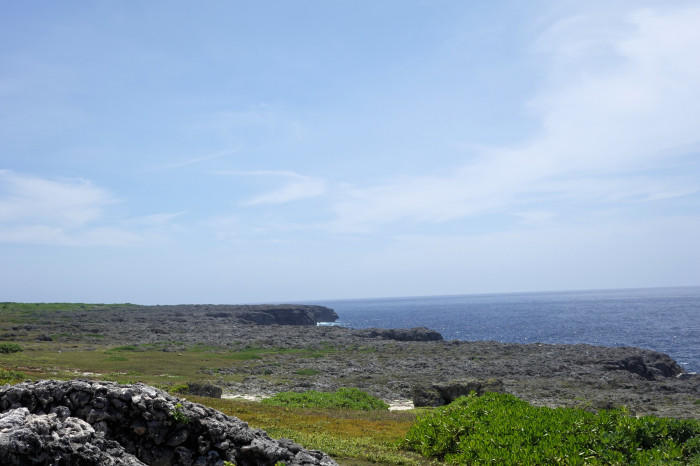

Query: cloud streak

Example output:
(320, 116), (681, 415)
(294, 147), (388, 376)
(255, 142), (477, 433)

(329, 5), (700, 232)
(157, 149), (238, 170)
(214, 170), (327, 205)
(0, 170), (141, 246)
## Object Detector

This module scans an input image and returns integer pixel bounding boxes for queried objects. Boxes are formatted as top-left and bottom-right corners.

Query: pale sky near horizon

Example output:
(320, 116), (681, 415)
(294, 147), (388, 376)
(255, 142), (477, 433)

(1, 1), (699, 304)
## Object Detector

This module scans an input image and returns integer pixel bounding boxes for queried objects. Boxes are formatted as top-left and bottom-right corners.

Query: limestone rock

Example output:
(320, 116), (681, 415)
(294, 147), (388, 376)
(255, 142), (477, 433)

(355, 327), (443, 342)
(0, 407), (145, 465)
(0, 380), (337, 466)
(412, 378), (505, 407)
(602, 352), (683, 380)
(184, 383), (222, 399)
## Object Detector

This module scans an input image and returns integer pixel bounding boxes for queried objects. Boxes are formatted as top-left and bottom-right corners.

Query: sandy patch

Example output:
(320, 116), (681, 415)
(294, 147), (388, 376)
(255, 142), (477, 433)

(222, 393), (271, 402)
(388, 399), (414, 411)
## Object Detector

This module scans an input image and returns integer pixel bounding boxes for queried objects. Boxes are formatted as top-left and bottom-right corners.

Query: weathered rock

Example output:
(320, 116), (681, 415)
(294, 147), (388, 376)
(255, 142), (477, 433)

(184, 383), (222, 399)
(238, 305), (338, 325)
(603, 353), (683, 380)
(0, 380), (337, 466)
(0, 407), (145, 465)
(412, 378), (505, 407)
(355, 327), (443, 341)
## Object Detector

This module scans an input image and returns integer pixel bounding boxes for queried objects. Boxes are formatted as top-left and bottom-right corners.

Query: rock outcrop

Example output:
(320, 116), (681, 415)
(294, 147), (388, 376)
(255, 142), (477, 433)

(0, 380), (337, 466)
(412, 378), (505, 407)
(355, 327), (443, 341)
(602, 352), (684, 380)
(238, 306), (338, 326)
(0, 407), (145, 465)
(182, 383), (222, 399)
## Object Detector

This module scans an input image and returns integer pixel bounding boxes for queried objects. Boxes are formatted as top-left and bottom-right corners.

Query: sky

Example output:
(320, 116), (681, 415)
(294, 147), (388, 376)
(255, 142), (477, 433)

(1, 0), (699, 303)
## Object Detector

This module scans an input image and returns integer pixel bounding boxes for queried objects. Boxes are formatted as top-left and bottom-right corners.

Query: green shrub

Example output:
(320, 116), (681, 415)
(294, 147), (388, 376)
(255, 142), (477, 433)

(262, 388), (389, 411)
(170, 384), (189, 394)
(403, 392), (700, 464)
(170, 402), (189, 424)
(0, 343), (23, 353)
(0, 368), (26, 385)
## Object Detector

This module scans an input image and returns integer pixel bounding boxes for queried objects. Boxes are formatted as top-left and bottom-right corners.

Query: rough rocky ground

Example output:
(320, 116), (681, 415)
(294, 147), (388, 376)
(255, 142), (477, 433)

(1, 303), (698, 419)
(0, 380), (337, 466)
(218, 336), (699, 419)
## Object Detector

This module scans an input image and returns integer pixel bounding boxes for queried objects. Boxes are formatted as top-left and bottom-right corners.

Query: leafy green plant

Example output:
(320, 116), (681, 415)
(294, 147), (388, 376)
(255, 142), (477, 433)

(403, 392), (700, 464)
(0, 367), (26, 384)
(170, 402), (189, 424)
(0, 343), (23, 354)
(170, 384), (189, 394)
(262, 388), (389, 411)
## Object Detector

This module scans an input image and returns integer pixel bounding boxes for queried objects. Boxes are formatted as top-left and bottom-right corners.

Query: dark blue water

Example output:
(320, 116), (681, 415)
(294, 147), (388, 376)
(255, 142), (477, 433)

(315, 287), (700, 373)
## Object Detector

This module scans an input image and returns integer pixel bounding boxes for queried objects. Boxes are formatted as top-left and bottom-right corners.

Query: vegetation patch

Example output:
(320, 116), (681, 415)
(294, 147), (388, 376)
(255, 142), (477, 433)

(191, 396), (425, 465)
(403, 392), (700, 464)
(0, 367), (26, 385)
(0, 343), (23, 354)
(262, 388), (389, 411)
(111, 345), (140, 352)
(170, 402), (189, 424)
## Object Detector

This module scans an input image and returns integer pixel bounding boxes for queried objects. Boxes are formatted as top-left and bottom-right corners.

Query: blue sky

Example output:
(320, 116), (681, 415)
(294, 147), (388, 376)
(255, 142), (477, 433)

(1, 1), (699, 303)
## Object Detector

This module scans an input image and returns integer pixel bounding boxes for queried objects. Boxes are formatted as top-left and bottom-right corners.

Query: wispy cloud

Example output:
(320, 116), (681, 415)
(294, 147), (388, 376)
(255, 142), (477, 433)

(0, 170), (140, 246)
(329, 5), (700, 232)
(214, 170), (327, 205)
(126, 211), (187, 226)
(157, 149), (238, 170)
(0, 169), (115, 227)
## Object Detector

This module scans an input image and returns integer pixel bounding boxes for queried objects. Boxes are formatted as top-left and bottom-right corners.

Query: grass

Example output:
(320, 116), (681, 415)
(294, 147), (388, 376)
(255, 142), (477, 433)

(188, 395), (430, 465)
(0, 367), (26, 385)
(262, 388), (390, 411)
(0, 342), (338, 389)
(403, 392), (700, 465)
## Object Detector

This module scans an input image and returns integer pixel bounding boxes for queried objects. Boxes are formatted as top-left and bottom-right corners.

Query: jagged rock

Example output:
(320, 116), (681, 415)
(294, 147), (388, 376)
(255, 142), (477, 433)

(355, 327), (443, 341)
(238, 305), (338, 326)
(184, 383), (222, 399)
(412, 378), (505, 407)
(0, 407), (145, 465)
(0, 380), (337, 466)
(603, 353), (683, 380)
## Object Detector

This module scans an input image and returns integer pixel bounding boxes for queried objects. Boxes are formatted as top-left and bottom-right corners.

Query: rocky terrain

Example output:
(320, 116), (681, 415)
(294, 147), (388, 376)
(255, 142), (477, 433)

(0, 380), (336, 466)
(0, 302), (698, 420)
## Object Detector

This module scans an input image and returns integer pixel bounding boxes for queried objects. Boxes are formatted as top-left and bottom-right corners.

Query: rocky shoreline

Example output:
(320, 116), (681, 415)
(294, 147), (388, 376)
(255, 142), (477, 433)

(1, 302), (699, 421)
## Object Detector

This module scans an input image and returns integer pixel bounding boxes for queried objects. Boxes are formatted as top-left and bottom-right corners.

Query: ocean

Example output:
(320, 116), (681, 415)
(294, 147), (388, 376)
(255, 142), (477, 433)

(315, 287), (700, 373)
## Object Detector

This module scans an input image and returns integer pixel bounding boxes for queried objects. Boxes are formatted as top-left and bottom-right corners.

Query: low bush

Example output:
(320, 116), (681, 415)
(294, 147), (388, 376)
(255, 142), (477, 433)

(0, 343), (23, 354)
(403, 392), (700, 464)
(0, 367), (26, 385)
(262, 388), (389, 411)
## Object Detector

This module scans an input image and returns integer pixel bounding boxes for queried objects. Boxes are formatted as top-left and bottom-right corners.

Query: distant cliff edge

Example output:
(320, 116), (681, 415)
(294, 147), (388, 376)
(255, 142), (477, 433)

(147, 303), (339, 326)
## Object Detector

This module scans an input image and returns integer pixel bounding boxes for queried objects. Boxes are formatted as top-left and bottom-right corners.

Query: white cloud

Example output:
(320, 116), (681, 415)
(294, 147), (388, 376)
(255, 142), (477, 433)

(157, 149), (237, 170)
(214, 170), (327, 205)
(0, 170), (140, 246)
(0, 170), (115, 226)
(329, 5), (700, 232)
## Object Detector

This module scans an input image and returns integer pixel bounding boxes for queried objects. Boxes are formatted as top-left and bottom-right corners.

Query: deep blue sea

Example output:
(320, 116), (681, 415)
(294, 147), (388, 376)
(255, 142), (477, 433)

(315, 287), (700, 373)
